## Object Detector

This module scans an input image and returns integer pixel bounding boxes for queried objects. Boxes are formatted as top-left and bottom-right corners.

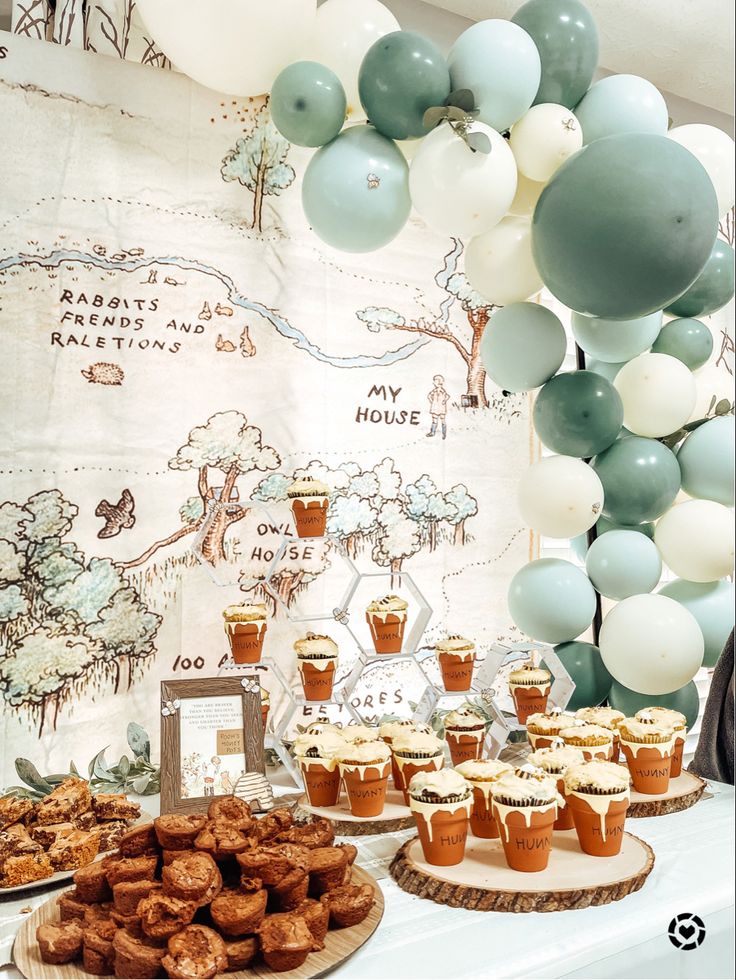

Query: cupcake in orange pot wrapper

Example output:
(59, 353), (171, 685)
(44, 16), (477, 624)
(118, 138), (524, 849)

(288, 476), (330, 538)
(390, 731), (445, 802)
(525, 710), (578, 750)
(379, 719), (432, 786)
(365, 595), (409, 654)
(527, 744), (586, 831)
(435, 636), (476, 691)
(636, 707), (688, 777)
(564, 760), (631, 857)
(443, 707), (487, 765)
(304, 719), (343, 736)
(560, 723), (614, 761)
(617, 718), (675, 795)
(575, 706), (626, 761)
(293, 730), (346, 807)
(294, 633), (338, 702)
(222, 603), (268, 664)
(407, 769), (473, 867)
(454, 758), (513, 838)
(335, 740), (391, 817)
(491, 770), (563, 873)
(508, 664), (552, 724)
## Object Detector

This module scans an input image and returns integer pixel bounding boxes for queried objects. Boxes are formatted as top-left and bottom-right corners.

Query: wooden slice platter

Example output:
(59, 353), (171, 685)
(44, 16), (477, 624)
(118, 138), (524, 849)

(293, 789), (415, 836)
(14, 865), (384, 980)
(628, 771), (707, 817)
(390, 830), (654, 913)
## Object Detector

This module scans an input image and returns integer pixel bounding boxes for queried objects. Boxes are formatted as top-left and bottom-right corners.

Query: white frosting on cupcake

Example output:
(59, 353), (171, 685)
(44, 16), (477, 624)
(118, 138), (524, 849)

(334, 740), (391, 764)
(341, 724), (380, 743)
(391, 731), (445, 756)
(292, 731), (345, 759)
(454, 759), (512, 781)
(408, 768), (470, 800)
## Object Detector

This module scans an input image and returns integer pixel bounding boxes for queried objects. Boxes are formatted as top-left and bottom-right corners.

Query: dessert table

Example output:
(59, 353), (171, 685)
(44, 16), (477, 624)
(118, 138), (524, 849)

(1, 779), (732, 980)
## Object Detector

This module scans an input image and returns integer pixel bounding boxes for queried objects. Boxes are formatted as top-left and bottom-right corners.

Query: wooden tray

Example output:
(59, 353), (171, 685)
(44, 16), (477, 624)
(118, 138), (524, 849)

(628, 771), (707, 817)
(293, 789), (415, 836)
(14, 864), (384, 980)
(390, 830), (654, 913)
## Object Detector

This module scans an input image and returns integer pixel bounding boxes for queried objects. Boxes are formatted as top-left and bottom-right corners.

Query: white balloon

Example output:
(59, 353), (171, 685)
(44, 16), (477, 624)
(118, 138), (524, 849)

(312, 0), (399, 122)
(465, 217), (542, 306)
(409, 124), (517, 238)
(655, 500), (735, 582)
(599, 594), (704, 695)
(508, 173), (545, 217)
(518, 455), (604, 538)
(136, 0), (316, 96)
(509, 104), (583, 182)
(668, 123), (735, 218)
(614, 353), (696, 437)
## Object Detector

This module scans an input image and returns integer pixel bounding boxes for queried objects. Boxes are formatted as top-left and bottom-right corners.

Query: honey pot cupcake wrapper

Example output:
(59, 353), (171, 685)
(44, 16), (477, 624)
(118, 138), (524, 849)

(568, 787), (630, 842)
(491, 800), (558, 843)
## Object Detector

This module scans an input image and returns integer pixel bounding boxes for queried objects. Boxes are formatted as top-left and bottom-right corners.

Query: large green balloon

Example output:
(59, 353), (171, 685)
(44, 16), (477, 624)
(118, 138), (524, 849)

(608, 679), (700, 728)
(480, 302), (567, 392)
(508, 558), (597, 644)
(651, 317), (714, 370)
(572, 311), (662, 363)
(677, 416), (734, 506)
(659, 579), (734, 668)
(533, 370), (623, 457)
(572, 515), (655, 560)
(270, 61), (346, 148)
(533, 134), (719, 319)
(592, 435), (681, 524)
(511, 0), (598, 109)
(574, 74), (668, 145)
(585, 529), (662, 600)
(358, 31), (450, 140)
(302, 125), (410, 253)
(547, 642), (613, 710)
(665, 240), (735, 318)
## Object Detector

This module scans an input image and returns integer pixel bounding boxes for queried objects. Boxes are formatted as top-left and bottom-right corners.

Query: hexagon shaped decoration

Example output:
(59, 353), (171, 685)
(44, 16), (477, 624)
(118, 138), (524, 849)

(191, 498), (283, 588)
(341, 651), (438, 727)
(263, 535), (360, 623)
(339, 570), (432, 657)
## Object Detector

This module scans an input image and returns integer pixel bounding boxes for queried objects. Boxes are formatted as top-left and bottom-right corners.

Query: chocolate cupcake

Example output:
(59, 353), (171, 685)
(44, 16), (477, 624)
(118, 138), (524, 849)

(490, 771), (562, 873)
(564, 760), (631, 856)
(407, 769), (472, 867)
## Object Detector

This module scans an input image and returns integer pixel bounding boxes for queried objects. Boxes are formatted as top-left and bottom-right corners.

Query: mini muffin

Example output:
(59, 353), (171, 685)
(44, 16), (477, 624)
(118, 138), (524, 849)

(161, 924), (228, 979)
(110, 910), (145, 938)
(194, 820), (251, 859)
(57, 889), (93, 921)
(82, 918), (118, 975)
(74, 860), (113, 903)
(236, 843), (310, 886)
(444, 707), (486, 736)
(118, 822), (159, 857)
(564, 759), (631, 796)
(104, 854), (158, 887)
(154, 813), (207, 850)
(560, 724), (614, 759)
(324, 883), (375, 928)
(224, 936), (258, 971)
(162, 851), (222, 905)
(276, 818), (335, 850)
(138, 892), (197, 940)
(291, 897), (330, 948)
(271, 866), (309, 910)
(112, 878), (161, 915)
(207, 795), (252, 828)
(249, 807), (294, 843)
(258, 913), (313, 971)
(508, 663), (552, 692)
(210, 887), (267, 936)
(307, 846), (349, 895)
(83, 902), (114, 925)
(112, 928), (167, 980)
(162, 848), (194, 866)
(36, 920), (84, 964)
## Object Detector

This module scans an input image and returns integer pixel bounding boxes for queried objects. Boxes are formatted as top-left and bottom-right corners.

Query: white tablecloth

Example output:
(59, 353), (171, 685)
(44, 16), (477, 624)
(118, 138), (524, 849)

(2, 782), (733, 980)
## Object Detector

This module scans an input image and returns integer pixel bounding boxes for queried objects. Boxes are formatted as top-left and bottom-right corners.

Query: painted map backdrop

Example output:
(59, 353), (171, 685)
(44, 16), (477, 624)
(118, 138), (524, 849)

(0, 31), (539, 783)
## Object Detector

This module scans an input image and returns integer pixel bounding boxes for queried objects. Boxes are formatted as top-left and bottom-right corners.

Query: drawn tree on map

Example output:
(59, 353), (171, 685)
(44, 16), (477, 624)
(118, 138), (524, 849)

(238, 544), (332, 613)
(221, 104), (296, 232)
(122, 411), (280, 569)
(0, 491), (160, 732)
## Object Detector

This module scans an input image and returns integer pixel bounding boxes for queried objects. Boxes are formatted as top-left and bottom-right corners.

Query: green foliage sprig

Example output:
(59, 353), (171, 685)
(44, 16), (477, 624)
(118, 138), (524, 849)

(659, 395), (734, 450)
(423, 90), (491, 154)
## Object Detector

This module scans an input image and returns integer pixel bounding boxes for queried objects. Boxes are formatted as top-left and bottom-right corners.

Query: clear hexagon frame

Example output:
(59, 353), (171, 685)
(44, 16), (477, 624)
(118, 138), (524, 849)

(263, 535), (359, 623)
(191, 498), (281, 588)
(338, 570), (432, 657)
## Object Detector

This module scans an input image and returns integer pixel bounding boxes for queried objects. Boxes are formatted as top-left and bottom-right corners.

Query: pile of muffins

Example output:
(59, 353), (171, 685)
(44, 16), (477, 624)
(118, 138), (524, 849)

(35, 798), (375, 977)
(0, 779), (141, 889)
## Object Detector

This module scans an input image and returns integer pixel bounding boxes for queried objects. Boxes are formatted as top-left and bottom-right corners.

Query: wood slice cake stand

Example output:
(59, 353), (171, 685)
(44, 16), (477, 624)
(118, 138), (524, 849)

(390, 830), (654, 913)
(293, 788), (415, 836)
(628, 771), (707, 817)
(14, 866), (384, 980)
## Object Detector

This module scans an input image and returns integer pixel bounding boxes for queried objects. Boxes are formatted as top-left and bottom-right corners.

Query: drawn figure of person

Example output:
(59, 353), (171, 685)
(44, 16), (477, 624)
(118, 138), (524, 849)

(219, 770), (233, 795)
(427, 374), (449, 439)
(202, 756), (221, 796)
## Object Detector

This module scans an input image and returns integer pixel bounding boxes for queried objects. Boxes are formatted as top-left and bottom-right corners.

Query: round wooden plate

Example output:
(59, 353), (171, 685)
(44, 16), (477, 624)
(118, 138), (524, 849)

(628, 771), (707, 817)
(293, 789), (415, 836)
(14, 865), (384, 980)
(390, 830), (654, 913)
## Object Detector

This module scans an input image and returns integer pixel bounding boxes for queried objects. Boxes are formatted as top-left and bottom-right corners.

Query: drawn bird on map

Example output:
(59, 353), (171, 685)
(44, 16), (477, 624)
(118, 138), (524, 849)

(96, 488), (136, 538)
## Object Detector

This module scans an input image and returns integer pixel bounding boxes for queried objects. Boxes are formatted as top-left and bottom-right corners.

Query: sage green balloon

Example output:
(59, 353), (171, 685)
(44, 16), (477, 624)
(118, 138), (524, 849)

(665, 240), (735, 318)
(677, 416), (735, 506)
(533, 134), (719, 319)
(358, 31), (450, 140)
(511, 0), (598, 109)
(571, 515), (655, 560)
(659, 578), (734, 668)
(270, 61), (346, 148)
(574, 74), (668, 145)
(651, 317), (714, 370)
(585, 359), (626, 383)
(533, 370), (623, 457)
(547, 642), (613, 709)
(591, 435), (681, 524)
(480, 302), (566, 392)
(508, 558), (597, 643)
(585, 529), (662, 600)
(608, 678), (700, 728)
(571, 310), (662, 363)
(301, 125), (410, 252)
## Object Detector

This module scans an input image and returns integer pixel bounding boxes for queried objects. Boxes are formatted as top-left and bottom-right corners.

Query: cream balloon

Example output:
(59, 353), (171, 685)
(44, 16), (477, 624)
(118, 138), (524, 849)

(518, 455), (604, 538)
(509, 104), (583, 182)
(312, 0), (399, 122)
(136, 0), (316, 96)
(614, 353), (696, 438)
(508, 173), (545, 217)
(668, 123), (735, 218)
(465, 217), (542, 306)
(655, 500), (735, 582)
(599, 594), (704, 695)
(409, 123), (517, 238)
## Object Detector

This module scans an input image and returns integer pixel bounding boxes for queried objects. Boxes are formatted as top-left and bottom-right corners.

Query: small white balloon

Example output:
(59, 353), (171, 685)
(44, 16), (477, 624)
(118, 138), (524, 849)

(518, 455), (604, 538)
(409, 123), (517, 238)
(614, 353), (696, 437)
(668, 123), (735, 218)
(655, 499), (735, 582)
(508, 172), (545, 217)
(465, 217), (542, 306)
(599, 594), (704, 695)
(509, 104), (583, 182)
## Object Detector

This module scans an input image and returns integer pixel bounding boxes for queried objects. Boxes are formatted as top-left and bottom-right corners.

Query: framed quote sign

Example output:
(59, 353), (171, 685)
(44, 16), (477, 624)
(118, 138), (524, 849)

(160, 676), (266, 815)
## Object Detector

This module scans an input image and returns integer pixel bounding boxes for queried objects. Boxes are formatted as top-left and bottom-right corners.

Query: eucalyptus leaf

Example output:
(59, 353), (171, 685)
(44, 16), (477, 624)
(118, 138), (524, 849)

(708, 395), (717, 413)
(422, 106), (448, 130)
(118, 756), (131, 779)
(444, 105), (468, 123)
(132, 774), (151, 794)
(127, 722), (150, 761)
(69, 761), (80, 777)
(90, 748), (112, 781)
(3, 786), (44, 801)
(466, 131), (492, 154)
(15, 759), (53, 794)
(715, 398), (732, 415)
(445, 88), (475, 112)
